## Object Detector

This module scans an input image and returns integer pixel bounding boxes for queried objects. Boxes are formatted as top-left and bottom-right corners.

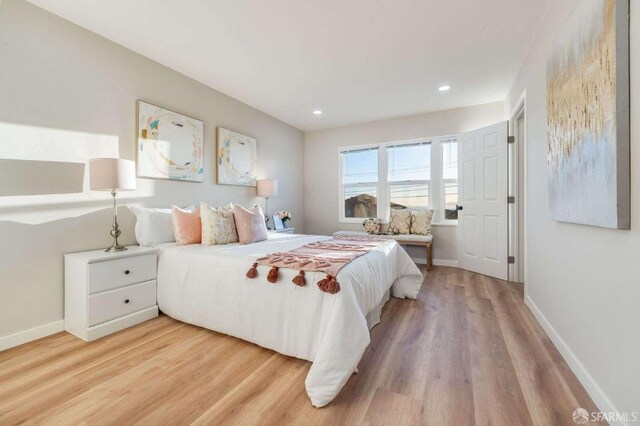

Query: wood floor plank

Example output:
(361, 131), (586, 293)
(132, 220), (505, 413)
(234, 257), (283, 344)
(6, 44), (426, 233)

(30, 327), (224, 424)
(131, 336), (275, 425)
(420, 270), (475, 426)
(362, 388), (422, 426)
(0, 315), (176, 383)
(0, 316), (183, 406)
(466, 295), (533, 425)
(482, 278), (599, 425)
(0, 320), (188, 424)
(191, 354), (309, 425)
(0, 266), (602, 425)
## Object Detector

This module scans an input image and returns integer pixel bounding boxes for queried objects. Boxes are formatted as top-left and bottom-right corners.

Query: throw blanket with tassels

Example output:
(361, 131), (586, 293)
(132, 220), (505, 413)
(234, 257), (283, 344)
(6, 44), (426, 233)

(246, 236), (387, 294)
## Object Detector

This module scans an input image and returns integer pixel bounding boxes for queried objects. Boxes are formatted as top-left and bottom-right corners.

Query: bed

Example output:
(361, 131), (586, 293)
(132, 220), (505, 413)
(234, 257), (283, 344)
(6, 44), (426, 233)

(156, 233), (423, 407)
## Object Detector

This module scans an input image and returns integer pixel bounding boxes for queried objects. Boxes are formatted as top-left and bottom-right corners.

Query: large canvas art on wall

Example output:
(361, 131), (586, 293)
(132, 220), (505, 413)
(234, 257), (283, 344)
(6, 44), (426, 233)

(136, 101), (204, 182)
(547, 0), (629, 229)
(217, 127), (257, 187)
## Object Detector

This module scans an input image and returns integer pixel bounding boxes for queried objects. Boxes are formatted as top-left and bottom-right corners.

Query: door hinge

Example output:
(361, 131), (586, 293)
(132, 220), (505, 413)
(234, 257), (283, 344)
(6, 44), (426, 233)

(507, 136), (515, 144)
(508, 256), (515, 264)
(508, 196), (515, 204)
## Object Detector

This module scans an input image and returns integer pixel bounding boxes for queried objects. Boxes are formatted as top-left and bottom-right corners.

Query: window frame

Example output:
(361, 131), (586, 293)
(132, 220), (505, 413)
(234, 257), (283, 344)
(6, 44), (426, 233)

(439, 137), (460, 224)
(386, 140), (432, 216)
(338, 135), (459, 225)
(441, 178), (459, 222)
(339, 144), (383, 224)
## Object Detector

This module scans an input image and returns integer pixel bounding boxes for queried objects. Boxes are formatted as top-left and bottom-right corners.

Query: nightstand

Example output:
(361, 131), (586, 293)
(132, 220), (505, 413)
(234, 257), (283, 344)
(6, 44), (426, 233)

(64, 246), (159, 342)
(269, 227), (295, 234)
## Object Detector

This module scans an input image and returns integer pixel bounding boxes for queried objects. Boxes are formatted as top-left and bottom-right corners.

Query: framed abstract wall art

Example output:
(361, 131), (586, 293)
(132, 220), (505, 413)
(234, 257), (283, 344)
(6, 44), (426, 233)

(546, 0), (629, 229)
(136, 100), (204, 182)
(217, 127), (257, 187)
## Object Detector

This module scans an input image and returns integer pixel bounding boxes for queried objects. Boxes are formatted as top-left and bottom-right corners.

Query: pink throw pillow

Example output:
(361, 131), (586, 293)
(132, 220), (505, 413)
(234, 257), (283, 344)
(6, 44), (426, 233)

(172, 206), (201, 245)
(232, 204), (268, 244)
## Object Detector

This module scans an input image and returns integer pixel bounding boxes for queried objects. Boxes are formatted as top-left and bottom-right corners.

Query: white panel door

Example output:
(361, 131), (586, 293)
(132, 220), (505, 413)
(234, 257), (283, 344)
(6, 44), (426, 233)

(457, 121), (508, 280)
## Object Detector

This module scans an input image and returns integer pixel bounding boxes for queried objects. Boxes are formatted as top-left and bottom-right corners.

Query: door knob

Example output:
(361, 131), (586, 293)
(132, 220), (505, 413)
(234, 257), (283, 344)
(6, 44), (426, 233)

(456, 205), (463, 211)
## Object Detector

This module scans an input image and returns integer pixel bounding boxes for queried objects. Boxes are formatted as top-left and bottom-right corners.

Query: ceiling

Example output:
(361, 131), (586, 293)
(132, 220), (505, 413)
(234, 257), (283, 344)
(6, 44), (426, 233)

(28, 0), (550, 131)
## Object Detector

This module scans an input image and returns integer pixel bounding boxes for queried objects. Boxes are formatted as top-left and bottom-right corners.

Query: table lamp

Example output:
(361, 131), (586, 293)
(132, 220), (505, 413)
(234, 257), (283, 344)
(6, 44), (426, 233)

(257, 179), (278, 228)
(89, 158), (136, 252)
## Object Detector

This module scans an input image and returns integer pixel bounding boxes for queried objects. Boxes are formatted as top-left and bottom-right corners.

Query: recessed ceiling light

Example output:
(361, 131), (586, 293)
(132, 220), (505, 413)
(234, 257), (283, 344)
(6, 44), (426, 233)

(313, 110), (323, 115)
(438, 85), (451, 92)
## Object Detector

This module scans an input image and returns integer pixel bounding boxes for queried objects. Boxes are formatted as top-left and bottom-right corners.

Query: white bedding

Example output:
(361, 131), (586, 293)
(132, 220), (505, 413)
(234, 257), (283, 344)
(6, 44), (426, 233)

(156, 233), (422, 407)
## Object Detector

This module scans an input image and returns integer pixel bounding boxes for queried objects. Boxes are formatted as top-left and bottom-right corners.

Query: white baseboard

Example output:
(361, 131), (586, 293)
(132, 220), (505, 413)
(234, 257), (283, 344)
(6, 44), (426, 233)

(411, 257), (459, 267)
(525, 295), (625, 426)
(0, 320), (64, 352)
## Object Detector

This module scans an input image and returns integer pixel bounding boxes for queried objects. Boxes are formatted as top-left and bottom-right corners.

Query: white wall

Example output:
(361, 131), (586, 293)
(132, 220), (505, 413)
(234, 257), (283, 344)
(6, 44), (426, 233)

(0, 0), (304, 341)
(505, 0), (639, 418)
(304, 102), (504, 264)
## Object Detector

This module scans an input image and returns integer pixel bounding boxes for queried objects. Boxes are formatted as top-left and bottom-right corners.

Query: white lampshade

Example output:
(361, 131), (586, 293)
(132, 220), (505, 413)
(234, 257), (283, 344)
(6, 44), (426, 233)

(257, 179), (278, 197)
(89, 158), (136, 191)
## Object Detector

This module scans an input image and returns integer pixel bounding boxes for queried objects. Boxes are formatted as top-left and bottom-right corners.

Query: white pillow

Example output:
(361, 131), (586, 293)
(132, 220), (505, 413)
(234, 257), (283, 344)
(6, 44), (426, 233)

(130, 205), (195, 247)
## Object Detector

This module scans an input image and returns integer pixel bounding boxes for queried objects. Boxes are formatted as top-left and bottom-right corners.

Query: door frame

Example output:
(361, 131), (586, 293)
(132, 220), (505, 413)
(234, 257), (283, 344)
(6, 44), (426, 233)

(508, 91), (527, 283)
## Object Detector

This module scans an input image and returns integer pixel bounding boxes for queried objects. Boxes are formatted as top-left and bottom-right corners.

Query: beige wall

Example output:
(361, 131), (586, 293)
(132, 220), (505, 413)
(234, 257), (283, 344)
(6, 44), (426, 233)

(0, 0), (304, 339)
(304, 102), (504, 264)
(505, 0), (639, 416)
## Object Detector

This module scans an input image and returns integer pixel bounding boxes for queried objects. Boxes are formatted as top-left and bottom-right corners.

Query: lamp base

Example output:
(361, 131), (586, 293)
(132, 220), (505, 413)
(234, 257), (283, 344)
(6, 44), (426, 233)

(105, 243), (127, 252)
(105, 189), (127, 252)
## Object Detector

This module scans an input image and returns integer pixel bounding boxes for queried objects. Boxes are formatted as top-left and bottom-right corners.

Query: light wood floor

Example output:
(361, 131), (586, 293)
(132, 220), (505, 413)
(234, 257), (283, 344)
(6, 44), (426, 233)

(0, 266), (600, 425)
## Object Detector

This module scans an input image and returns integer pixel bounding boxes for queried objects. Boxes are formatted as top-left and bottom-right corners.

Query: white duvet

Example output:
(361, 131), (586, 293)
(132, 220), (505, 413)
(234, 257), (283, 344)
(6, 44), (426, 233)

(156, 233), (422, 407)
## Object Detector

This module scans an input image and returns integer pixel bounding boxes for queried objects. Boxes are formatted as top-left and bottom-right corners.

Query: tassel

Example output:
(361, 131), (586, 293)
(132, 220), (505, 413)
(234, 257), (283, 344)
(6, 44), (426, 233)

(246, 263), (258, 279)
(318, 274), (340, 294)
(292, 270), (306, 286)
(325, 276), (340, 294)
(317, 275), (329, 292)
(267, 266), (279, 283)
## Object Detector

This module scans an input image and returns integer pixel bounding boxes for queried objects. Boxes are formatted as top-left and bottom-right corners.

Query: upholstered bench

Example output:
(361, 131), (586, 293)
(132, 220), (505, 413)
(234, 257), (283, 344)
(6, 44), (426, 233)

(332, 231), (433, 271)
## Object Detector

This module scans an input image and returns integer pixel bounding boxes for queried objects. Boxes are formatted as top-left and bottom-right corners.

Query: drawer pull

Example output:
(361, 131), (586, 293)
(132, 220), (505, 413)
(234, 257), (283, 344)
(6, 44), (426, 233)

(124, 299), (130, 304)
(124, 270), (131, 275)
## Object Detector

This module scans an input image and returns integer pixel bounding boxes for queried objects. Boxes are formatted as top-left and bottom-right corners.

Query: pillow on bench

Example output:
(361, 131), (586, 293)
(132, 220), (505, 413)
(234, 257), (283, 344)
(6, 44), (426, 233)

(388, 209), (411, 234)
(410, 209), (434, 235)
(363, 218), (381, 234)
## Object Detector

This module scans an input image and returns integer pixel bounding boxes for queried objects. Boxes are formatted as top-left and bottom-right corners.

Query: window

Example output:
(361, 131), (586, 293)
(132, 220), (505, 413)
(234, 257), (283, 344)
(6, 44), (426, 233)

(387, 142), (430, 211)
(442, 138), (458, 220)
(341, 147), (379, 219)
(339, 136), (458, 223)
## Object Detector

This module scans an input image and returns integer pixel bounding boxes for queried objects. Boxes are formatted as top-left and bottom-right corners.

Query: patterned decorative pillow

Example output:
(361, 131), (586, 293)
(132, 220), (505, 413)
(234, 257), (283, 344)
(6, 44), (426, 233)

(201, 202), (239, 245)
(363, 218), (381, 234)
(387, 209), (411, 234)
(232, 204), (268, 244)
(410, 209), (434, 235)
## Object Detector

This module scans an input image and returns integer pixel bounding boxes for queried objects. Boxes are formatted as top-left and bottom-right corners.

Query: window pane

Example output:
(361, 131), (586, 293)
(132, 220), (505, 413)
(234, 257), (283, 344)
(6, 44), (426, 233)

(342, 148), (378, 184)
(344, 185), (377, 218)
(443, 139), (458, 220)
(444, 180), (458, 220)
(388, 142), (430, 182)
(442, 140), (457, 180)
(389, 182), (429, 210)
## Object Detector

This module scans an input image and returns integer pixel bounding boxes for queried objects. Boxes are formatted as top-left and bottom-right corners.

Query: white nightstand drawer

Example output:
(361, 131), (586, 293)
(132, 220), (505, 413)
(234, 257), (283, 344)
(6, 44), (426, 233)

(88, 254), (156, 294)
(88, 280), (157, 327)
